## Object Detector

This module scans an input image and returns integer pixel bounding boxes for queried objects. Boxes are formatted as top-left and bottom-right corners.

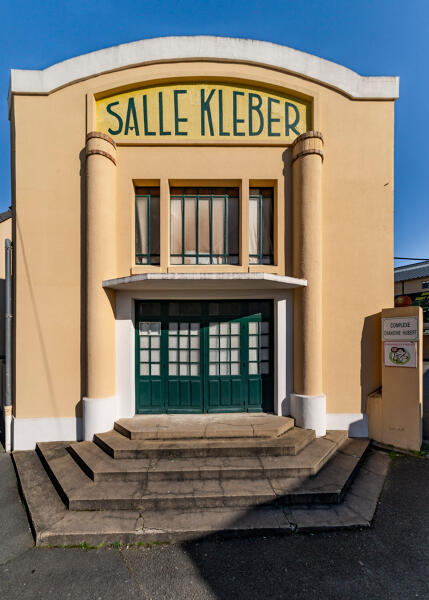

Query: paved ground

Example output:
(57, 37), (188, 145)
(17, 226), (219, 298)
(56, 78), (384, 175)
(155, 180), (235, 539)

(1, 443), (429, 599)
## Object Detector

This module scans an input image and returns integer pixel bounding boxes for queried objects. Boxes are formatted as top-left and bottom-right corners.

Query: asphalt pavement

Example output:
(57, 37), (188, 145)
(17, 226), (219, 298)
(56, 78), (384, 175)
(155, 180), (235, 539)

(1, 443), (429, 599)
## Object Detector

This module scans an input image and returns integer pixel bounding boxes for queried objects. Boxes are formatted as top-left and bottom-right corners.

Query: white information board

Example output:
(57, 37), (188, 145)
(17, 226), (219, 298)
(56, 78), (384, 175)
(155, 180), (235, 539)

(382, 317), (419, 341)
(383, 341), (417, 368)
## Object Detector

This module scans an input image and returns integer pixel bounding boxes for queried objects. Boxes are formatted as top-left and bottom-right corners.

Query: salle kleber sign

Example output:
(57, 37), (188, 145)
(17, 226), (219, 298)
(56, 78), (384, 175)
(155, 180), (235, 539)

(96, 82), (310, 143)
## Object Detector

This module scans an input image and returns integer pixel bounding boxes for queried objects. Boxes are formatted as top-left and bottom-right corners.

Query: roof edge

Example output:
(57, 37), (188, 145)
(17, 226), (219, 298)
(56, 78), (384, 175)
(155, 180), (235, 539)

(8, 36), (399, 101)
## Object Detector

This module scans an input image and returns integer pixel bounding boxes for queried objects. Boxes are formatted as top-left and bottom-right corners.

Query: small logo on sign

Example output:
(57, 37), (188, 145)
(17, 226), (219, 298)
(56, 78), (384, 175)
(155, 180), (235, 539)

(389, 346), (411, 365)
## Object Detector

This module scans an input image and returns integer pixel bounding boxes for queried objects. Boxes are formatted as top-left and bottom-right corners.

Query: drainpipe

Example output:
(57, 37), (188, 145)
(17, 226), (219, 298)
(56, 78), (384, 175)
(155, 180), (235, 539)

(4, 239), (12, 451)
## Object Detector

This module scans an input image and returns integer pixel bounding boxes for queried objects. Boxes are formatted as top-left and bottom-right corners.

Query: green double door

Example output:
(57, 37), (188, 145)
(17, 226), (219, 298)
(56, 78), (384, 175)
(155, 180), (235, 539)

(135, 300), (273, 414)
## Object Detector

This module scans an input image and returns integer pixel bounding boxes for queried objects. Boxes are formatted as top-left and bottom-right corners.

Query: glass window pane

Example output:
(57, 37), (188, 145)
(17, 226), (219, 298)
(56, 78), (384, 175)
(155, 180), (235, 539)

(249, 349), (258, 361)
(220, 363), (229, 376)
(190, 336), (200, 349)
(231, 349), (240, 362)
(262, 195), (273, 257)
(151, 350), (160, 362)
(249, 196), (259, 256)
(169, 336), (178, 348)
(220, 322), (229, 334)
(180, 322), (189, 333)
(180, 364), (189, 376)
(230, 322), (240, 334)
(169, 364), (178, 376)
(151, 363), (160, 376)
(184, 197), (197, 258)
(140, 350), (149, 362)
(190, 364), (199, 376)
(209, 336), (218, 348)
(261, 321), (269, 334)
(231, 336), (240, 348)
(198, 198), (210, 254)
(249, 335), (258, 347)
(139, 322), (150, 335)
(140, 363), (150, 376)
(231, 363), (240, 375)
(169, 322), (178, 332)
(261, 362), (269, 374)
(151, 336), (160, 348)
(261, 335), (269, 347)
(261, 349), (269, 361)
(210, 350), (219, 362)
(249, 322), (259, 334)
(190, 323), (199, 335)
(220, 349), (229, 362)
(220, 336), (229, 348)
(249, 362), (258, 375)
(209, 364), (219, 376)
(209, 322), (219, 334)
(170, 198), (183, 256)
(135, 196), (148, 256)
(179, 337), (189, 348)
(228, 196), (239, 257)
(149, 195), (160, 262)
(169, 350), (178, 361)
(212, 197), (225, 255)
(149, 323), (161, 335)
(190, 350), (199, 362)
(140, 336), (149, 349)
(180, 350), (188, 362)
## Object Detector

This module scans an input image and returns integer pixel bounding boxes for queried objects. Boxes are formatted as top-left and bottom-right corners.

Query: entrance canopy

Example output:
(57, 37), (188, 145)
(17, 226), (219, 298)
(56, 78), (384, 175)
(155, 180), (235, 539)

(102, 272), (307, 292)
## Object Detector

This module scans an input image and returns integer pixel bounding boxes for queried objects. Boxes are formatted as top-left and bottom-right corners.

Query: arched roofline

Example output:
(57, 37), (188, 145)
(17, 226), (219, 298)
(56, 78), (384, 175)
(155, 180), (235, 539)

(9, 35), (399, 100)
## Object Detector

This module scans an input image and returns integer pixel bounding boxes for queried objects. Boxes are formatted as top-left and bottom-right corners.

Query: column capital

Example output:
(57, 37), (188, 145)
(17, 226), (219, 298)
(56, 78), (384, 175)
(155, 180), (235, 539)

(86, 131), (117, 165)
(292, 131), (324, 163)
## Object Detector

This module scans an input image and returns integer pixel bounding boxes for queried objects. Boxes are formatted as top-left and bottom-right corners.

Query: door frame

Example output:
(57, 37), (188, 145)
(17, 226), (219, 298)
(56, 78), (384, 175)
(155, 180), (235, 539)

(115, 289), (294, 419)
(134, 299), (274, 414)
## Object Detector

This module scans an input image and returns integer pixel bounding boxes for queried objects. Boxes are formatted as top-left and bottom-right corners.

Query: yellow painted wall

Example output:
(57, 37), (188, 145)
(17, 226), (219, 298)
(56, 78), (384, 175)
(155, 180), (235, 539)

(10, 59), (395, 419)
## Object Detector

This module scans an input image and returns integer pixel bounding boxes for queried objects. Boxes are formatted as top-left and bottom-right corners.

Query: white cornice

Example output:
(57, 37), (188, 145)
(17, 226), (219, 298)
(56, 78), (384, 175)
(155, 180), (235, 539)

(9, 36), (399, 101)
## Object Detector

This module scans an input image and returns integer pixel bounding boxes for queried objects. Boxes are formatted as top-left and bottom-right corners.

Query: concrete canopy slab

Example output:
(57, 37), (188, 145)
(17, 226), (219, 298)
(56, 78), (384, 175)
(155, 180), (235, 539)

(103, 272), (307, 291)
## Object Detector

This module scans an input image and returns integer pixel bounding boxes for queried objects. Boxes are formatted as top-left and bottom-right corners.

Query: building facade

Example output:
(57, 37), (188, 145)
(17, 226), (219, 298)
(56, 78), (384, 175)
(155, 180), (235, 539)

(8, 37), (398, 450)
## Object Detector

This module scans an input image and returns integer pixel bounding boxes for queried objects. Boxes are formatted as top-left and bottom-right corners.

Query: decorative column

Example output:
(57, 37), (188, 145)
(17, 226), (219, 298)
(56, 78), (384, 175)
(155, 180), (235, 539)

(83, 132), (117, 440)
(290, 131), (326, 437)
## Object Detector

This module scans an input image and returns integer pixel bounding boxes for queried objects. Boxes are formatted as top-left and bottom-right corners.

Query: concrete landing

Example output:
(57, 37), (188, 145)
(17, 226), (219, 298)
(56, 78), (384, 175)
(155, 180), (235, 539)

(115, 414), (294, 440)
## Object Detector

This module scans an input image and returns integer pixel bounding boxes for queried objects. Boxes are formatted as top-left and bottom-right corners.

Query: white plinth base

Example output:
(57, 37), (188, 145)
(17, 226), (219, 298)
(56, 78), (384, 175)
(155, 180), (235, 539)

(82, 396), (117, 441)
(290, 393), (326, 437)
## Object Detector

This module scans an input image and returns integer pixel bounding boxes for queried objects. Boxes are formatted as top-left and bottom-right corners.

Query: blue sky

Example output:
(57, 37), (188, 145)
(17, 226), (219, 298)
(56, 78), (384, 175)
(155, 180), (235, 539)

(2, 0), (428, 265)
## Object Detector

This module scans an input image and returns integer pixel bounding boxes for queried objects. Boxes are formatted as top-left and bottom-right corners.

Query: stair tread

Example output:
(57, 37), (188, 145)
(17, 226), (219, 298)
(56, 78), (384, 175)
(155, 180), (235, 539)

(69, 431), (348, 480)
(95, 427), (314, 450)
(115, 414), (294, 440)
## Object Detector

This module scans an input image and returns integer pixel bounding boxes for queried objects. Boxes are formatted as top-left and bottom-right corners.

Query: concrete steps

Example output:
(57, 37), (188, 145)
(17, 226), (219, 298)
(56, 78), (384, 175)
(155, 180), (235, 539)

(34, 430), (368, 511)
(13, 415), (382, 544)
(69, 432), (346, 483)
(94, 426), (315, 459)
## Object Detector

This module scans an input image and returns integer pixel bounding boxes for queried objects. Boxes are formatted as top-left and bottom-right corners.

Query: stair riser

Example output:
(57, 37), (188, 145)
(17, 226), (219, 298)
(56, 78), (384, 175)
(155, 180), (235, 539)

(69, 492), (342, 511)
(94, 437), (308, 459)
(88, 466), (318, 483)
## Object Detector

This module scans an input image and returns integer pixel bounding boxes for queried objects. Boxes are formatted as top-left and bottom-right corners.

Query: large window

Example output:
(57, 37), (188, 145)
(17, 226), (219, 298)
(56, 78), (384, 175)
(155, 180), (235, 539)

(170, 187), (239, 265)
(249, 188), (274, 264)
(135, 187), (160, 265)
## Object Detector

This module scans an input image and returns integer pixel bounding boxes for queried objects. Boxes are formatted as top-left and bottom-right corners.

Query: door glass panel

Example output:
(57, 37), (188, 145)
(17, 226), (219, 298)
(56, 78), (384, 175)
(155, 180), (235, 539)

(209, 321), (240, 377)
(139, 322), (161, 378)
(169, 322), (200, 376)
(248, 321), (270, 375)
